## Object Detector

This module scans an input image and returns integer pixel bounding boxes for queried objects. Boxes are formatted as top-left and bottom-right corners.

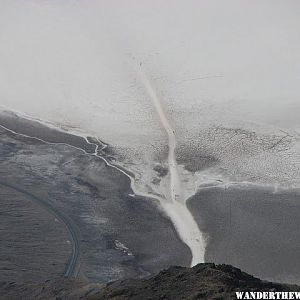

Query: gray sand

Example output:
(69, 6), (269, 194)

(188, 185), (300, 284)
(0, 184), (71, 283)
(0, 119), (190, 283)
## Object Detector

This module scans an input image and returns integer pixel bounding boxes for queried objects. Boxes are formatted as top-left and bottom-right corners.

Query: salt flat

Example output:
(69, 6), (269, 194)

(0, 1), (299, 192)
(0, 0), (299, 284)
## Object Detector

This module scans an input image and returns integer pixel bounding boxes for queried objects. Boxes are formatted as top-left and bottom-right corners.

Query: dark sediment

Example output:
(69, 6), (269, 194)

(153, 164), (168, 177)
(188, 185), (300, 284)
(176, 143), (219, 173)
(0, 113), (191, 284)
(0, 184), (71, 283)
(0, 110), (96, 153)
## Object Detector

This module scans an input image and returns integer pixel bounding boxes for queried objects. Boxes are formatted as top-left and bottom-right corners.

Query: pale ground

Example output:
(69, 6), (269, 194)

(0, 1), (299, 194)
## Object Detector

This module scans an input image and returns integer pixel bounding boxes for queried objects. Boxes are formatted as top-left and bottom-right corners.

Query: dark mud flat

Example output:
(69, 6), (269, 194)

(0, 110), (96, 153)
(0, 184), (71, 283)
(0, 116), (190, 284)
(188, 185), (300, 284)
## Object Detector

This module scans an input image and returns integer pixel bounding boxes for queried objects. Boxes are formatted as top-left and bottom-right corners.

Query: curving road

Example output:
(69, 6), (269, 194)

(0, 181), (80, 278)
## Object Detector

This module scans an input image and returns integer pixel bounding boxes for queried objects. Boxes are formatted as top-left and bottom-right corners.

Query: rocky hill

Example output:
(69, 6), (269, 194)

(1, 263), (299, 300)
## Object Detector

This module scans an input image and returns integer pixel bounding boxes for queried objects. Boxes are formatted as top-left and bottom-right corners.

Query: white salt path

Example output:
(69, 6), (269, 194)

(138, 66), (205, 266)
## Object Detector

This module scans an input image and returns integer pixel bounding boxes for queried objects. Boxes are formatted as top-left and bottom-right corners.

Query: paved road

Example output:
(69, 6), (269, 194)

(0, 181), (80, 278)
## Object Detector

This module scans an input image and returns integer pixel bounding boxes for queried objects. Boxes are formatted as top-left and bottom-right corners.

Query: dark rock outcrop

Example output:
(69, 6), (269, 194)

(1, 263), (300, 299)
